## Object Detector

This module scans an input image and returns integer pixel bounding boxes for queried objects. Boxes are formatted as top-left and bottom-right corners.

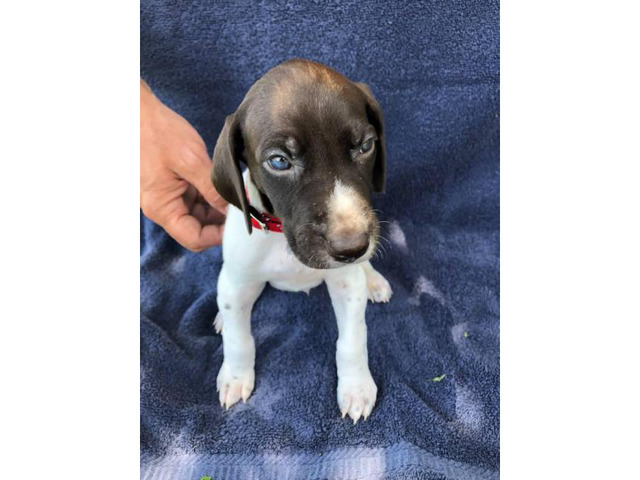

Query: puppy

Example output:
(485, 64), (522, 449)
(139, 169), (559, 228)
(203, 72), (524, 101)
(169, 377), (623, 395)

(211, 59), (392, 423)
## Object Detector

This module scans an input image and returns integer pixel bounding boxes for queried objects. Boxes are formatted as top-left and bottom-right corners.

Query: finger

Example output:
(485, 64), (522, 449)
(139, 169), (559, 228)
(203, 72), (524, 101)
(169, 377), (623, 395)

(191, 202), (207, 223)
(201, 205), (226, 225)
(164, 212), (225, 251)
(191, 202), (226, 225)
(174, 151), (229, 214)
(183, 185), (198, 210)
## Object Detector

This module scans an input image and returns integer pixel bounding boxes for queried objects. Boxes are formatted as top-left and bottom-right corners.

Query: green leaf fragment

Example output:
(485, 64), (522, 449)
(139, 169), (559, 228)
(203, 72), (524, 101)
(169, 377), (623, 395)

(201, 476), (212, 480)
(432, 374), (446, 382)
(463, 331), (469, 338)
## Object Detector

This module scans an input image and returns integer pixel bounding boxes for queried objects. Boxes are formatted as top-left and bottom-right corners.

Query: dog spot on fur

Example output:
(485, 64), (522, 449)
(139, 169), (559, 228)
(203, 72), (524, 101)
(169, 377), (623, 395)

(409, 276), (446, 306)
(389, 221), (408, 251)
(224, 303), (231, 310)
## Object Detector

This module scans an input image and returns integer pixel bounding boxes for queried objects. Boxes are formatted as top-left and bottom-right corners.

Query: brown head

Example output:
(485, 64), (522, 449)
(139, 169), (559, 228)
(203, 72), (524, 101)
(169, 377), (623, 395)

(211, 59), (386, 269)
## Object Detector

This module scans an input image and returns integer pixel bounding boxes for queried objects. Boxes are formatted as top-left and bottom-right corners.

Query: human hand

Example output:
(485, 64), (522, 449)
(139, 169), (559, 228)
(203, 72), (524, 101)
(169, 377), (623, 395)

(140, 80), (228, 251)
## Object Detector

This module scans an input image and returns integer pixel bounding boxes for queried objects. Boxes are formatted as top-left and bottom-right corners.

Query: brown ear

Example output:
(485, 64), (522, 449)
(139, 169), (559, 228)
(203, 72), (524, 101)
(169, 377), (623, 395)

(210, 113), (253, 234)
(355, 82), (387, 193)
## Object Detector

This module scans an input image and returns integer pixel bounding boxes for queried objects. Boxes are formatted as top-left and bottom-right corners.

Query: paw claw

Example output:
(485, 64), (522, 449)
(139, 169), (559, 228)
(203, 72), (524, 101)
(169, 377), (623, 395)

(217, 363), (254, 410)
(340, 394), (352, 419)
(349, 403), (363, 424)
(366, 270), (393, 304)
(241, 385), (252, 403)
(214, 313), (224, 334)
(363, 400), (374, 420)
(338, 373), (377, 425)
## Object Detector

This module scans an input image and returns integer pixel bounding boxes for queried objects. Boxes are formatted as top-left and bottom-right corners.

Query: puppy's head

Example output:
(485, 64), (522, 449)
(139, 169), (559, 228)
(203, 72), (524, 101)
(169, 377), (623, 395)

(212, 59), (386, 269)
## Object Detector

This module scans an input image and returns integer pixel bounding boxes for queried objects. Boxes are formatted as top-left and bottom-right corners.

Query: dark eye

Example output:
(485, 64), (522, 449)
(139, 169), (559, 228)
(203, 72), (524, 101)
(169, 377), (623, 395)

(359, 139), (374, 154)
(267, 155), (292, 171)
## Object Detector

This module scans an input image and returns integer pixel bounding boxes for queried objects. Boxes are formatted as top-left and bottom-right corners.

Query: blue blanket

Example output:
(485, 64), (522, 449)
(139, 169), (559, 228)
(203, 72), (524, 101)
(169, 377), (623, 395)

(141, 1), (499, 479)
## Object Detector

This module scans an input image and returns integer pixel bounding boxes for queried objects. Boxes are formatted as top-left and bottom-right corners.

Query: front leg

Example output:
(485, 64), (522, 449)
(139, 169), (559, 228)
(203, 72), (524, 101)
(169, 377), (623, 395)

(326, 264), (378, 423)
(216, 265), (265, 409)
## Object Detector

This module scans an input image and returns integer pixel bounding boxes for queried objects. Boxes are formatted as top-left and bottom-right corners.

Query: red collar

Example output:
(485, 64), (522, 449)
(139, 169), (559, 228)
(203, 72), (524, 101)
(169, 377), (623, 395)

(246, 186), (283, 233)
(250, 209), (283, 233)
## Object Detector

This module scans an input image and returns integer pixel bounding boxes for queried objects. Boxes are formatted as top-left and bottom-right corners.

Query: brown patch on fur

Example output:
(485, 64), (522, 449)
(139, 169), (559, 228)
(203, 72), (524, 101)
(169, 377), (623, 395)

(269, 60), (348, 116)
(300, 60), (345, 90)
(271, 80), (296, 116)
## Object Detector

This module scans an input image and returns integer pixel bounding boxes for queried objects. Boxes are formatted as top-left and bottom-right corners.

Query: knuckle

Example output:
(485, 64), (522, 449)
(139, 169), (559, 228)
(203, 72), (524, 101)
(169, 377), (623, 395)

(177, 146), (202, 172)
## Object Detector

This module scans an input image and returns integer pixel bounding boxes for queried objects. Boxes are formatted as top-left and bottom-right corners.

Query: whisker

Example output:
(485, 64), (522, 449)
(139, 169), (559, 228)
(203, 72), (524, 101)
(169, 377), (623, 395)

(373, 233), (392, 250)
(374, 237), (388, 257)
(379, 237), (392, 249)
(378, 232), (391, 242)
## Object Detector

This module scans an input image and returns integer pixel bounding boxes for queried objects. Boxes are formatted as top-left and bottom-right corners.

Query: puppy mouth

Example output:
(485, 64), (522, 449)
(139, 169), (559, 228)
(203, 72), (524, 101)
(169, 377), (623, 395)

(289, 241), (376, 269)
(285, 225), (379, 270)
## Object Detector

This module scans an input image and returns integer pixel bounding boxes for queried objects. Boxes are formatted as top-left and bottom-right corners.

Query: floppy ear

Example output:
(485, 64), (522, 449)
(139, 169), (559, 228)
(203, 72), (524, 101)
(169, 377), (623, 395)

(355, 82), (387, 193)
(211, 113), (253, 234)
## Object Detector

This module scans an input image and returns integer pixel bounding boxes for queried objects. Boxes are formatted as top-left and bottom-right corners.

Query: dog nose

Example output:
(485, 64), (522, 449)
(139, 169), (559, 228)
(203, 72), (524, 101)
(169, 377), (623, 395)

(329, 233), (369, 263)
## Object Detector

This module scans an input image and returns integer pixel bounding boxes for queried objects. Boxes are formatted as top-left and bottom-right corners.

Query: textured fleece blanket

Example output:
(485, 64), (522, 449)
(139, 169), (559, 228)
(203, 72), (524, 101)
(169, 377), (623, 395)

(141, 1), (499, 478)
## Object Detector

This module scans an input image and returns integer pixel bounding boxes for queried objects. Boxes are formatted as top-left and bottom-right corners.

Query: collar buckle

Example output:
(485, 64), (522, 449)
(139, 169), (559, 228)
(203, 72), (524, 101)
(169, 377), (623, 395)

(251, 213), (269, 233)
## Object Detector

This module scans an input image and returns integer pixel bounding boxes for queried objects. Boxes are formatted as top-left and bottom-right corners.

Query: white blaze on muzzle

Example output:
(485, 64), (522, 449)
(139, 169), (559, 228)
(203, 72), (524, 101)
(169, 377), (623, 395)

(327, 180), (370, 237)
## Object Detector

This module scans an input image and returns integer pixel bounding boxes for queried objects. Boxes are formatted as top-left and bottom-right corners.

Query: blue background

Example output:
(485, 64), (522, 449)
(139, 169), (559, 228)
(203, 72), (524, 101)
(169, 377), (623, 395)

(141, 1), (499, 478)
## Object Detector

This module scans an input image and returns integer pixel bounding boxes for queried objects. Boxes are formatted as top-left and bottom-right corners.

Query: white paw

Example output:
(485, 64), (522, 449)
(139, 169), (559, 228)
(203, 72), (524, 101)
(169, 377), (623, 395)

(213, 313), (224, 334)
(216, 362), (254, 409)
(366, 270), (393, 303)
(337, 372), (378, 423)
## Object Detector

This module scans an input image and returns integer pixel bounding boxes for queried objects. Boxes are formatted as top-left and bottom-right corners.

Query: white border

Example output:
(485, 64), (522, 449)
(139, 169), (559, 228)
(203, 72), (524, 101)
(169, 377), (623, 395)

(1, 2), (139, 479)
(502, 1), (640, 478)
(2, 1), (639, 479)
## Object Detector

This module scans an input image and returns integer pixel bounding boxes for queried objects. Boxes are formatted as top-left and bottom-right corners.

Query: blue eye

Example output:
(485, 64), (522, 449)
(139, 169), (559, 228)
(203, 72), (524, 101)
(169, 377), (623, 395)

(359, 139), (374, 154)
(267, 155), (292, 171)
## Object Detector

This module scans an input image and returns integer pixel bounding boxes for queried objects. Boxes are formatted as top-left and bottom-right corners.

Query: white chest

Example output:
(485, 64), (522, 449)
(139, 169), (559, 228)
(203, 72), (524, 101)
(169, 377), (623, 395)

(260, 241), (325, 293)
(221, 191), (325, 293)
